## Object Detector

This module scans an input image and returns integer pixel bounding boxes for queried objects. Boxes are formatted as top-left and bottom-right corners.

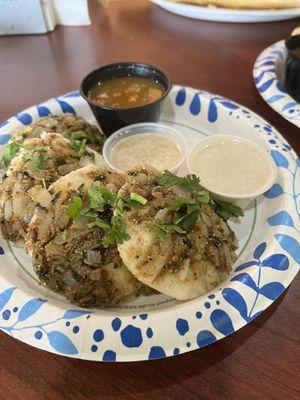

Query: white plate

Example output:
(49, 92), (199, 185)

(151, 0), (300, 22)
(0, 86), (299, 362)
(254, 40), (300, 128)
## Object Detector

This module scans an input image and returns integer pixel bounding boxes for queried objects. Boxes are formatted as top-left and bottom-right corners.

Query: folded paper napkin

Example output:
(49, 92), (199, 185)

(0, 0), (91, 35)
(50, 0), (91, 26)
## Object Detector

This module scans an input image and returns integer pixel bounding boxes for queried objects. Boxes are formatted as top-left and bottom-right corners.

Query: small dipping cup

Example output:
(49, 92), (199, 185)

(103, 122), (187, 173)
(80, 62), (172, 137)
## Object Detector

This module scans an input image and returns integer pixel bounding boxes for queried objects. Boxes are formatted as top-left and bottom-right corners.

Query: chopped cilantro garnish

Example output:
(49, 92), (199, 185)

(213, 199), (244, 221)
(87, 187), (106, 210)
(168, 199), (189, 211)
(156, 170), (201, 191)
(157, 171), (243, 222)
(79, 209), (98, 218)
(30, 151), (49, 170)
(155, 170), (180, 186)
(168, 199), (200, 232)
(63, 128), (103, 149)
(179, 174), (201, 191)
(66, 196), (83, 219)
(68, 137), (87, 156)
(65, 185), (131, 245)
(175, 210), (200, 231)
(123, 197), (142, 209)
(21, 145), (49, 170)
(98, 187), (118, 206)
(197, 190), (210, 204)
(88, 218), (111, 230)
(150, 175), (243, 240)
(150, 219), (186, 241)
(1, 141), (22, 169)
(102, 214), (130, 245)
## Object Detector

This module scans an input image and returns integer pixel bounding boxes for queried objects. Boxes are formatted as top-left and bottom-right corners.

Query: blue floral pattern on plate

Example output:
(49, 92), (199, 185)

(253, 40), (300, 128)
(0, 86), (298, 362)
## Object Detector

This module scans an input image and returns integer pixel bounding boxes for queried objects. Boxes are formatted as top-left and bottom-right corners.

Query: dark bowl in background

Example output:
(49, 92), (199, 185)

(285, 35), (300, 102)
(80, 62), (172, 137)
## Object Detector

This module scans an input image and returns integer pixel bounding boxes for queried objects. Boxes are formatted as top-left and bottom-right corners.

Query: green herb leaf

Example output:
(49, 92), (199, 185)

(156, 170), (201, 191)
(63, 128), (103, 148)
(21, 151), (33, 163)
(179, 174), (201, 191)
(197, 190), (210, 204)
(151, 219), (186, 241)
(102, 214), (130, 245)
(164, 224), (186, 234)
(175, 210), (199, 231)
(78, 208), (98, 218)
(66, 185), (131, 245)
(87, 187), (106, 210)
(153, 225), (166, 241)
(114, 197), (124, 214)
(155, 170), (181, 186)
(88, 218), (111, 230)
(21, 146), (48, 170)
(186, 202), (199, 214)
(1, 141), (22, 169)
(30, 151), (49, 170)
(123, 197), (143, 209)
(168, 199), (200, 231)
(97, 187), (117, 206)
(66, 196), (83, 219)
(68, 138), (87, 156)
(168, 199), (189, 212)
(213, 199), (244, 221)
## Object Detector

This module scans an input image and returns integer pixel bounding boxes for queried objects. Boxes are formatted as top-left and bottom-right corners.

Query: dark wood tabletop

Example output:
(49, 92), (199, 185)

(0, 1), (299, 399)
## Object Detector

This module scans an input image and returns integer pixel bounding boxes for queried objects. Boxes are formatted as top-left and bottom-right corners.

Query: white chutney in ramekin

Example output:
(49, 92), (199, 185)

(187, 135), (277, 207)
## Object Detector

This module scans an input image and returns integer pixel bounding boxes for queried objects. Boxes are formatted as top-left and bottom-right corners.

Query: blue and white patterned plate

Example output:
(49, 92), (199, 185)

(0, 86), (299, 362)
(254, 40), (300, 128)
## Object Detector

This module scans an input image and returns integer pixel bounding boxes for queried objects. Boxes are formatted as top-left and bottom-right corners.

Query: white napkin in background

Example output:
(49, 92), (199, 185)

(40, 0), (56, 31)
(0, 0), (48, 35)
(0, 0), (91, 35)
(51, 0), (91, 26)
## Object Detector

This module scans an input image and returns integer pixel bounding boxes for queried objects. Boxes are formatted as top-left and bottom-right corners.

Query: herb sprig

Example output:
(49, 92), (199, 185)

(212, 199), (244, 220)
(21, 146), (49, 170)
(66, 186), (131, 245)
(65, 170), (244, 246)
(68, 137), (87, 157)
(62, 128), (104, 149)
(156, 170), (201, 191)
(0, 140), (49, 171)
(156, 170), (243, 221)
(150, 219), (186, 242)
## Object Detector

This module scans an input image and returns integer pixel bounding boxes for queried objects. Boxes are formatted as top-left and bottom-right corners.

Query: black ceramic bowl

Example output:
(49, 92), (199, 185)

(285, 35), (300, 102)
(80, 62), (172, 137)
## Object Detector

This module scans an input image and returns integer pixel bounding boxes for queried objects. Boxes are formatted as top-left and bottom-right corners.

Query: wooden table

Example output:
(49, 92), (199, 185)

(0, 1), (299, 399)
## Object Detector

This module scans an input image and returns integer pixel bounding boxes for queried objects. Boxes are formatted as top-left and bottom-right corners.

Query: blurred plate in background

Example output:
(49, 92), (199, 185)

(254, 40), (300, 128)
(151, 0), (300, 23)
